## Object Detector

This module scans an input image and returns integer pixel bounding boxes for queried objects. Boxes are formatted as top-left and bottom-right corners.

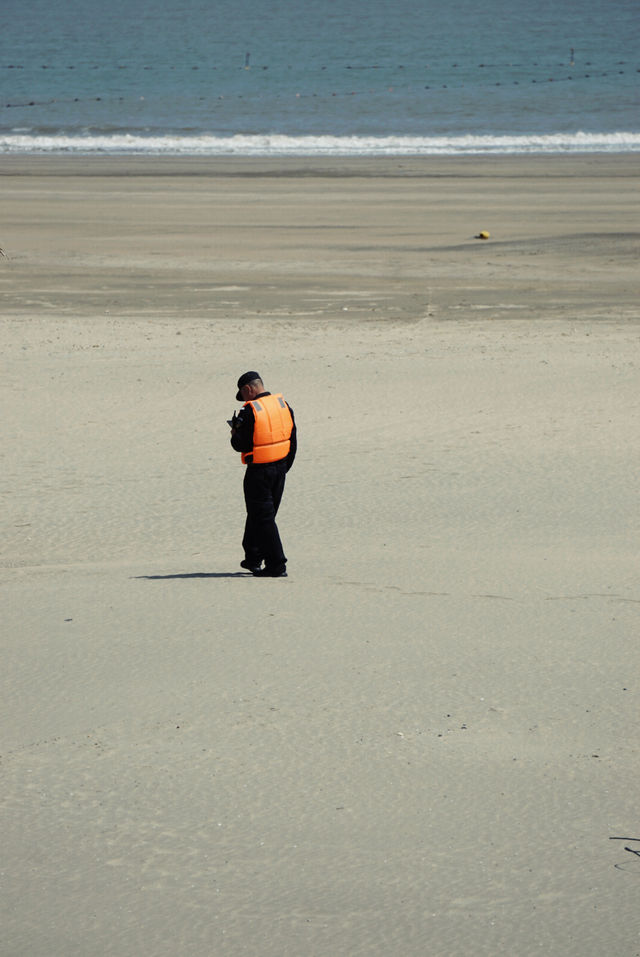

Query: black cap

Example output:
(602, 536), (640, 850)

(236, 371), (261, 402)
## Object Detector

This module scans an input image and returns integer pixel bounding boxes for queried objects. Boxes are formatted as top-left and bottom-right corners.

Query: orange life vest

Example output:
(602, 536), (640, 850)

(241, 393), (293, 465)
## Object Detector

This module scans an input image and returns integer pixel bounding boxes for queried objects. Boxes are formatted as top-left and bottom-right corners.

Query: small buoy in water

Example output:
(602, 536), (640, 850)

(475, 231), (490, 240)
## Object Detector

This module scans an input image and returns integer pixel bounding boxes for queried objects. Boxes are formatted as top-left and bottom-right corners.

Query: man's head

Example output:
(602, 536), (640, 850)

(236, 371), (264, 402)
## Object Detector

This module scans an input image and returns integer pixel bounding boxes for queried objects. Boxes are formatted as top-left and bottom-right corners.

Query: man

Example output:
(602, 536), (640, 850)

(230, 371), (296, 578)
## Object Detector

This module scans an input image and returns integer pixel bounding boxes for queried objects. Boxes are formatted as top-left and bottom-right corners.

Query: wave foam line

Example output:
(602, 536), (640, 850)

(2, 131), (640, 155)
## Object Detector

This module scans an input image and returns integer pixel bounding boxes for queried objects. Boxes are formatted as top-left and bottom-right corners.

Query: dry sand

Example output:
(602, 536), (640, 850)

(2, 155), (639, 956)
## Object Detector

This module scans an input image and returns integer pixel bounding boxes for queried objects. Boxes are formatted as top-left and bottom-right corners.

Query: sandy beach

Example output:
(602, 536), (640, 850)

(2, 155), (639, 956)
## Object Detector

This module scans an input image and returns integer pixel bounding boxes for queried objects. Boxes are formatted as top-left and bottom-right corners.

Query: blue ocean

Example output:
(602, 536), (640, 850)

(1, 0), (638, 155)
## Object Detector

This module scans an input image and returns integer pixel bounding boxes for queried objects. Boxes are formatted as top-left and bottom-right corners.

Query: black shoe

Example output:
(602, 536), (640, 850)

(241, 559), (262, 573)
(252, 566), (287, 578)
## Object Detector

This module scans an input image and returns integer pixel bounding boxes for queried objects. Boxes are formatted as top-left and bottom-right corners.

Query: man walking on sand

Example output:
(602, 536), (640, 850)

(229, 371), (297, 578)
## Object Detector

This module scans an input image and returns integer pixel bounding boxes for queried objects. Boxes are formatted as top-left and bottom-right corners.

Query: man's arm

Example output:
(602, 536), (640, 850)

(230, 405), (254, 453)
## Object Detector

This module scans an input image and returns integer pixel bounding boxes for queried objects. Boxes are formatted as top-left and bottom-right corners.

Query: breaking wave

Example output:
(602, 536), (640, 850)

(2, 131), (639, 155)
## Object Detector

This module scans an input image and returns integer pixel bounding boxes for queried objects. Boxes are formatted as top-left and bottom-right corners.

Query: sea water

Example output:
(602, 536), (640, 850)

(1, 0), (638, 155)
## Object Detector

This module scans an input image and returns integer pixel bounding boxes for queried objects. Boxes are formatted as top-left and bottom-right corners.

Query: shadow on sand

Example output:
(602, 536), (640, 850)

(133, 571), (250, 580)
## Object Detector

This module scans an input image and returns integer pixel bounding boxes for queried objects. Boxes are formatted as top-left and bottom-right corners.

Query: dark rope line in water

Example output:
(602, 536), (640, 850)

(4, 66), (636, 111)
(2, 57), (636, 71)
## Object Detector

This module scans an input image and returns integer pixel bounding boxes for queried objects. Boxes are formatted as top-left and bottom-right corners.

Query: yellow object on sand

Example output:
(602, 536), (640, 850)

(475, 230), (490, 240)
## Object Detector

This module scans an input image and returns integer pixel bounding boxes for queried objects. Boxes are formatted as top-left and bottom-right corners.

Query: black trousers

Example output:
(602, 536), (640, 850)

(242, 460), (288, 569)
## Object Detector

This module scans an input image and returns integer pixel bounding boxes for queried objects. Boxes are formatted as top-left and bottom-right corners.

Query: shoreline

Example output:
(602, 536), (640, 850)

(2, 151), (639, 177)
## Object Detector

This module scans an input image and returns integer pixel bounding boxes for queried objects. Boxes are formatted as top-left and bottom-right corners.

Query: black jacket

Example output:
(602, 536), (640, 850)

(230, 392), (297, 470)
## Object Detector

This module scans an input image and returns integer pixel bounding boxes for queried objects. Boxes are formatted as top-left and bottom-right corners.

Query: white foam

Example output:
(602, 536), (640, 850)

(2, 131), (640, 155)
